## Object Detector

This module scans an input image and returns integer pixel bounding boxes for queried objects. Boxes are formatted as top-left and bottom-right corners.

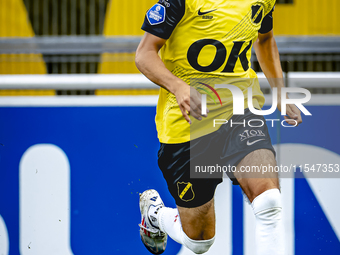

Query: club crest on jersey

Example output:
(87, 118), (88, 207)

(147, 4), (166, 25)
(251, 4), (264, 25)
(177, 182), (195, 202)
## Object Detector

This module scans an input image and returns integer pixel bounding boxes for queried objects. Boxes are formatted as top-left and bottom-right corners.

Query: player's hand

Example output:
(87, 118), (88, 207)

(173, 83), (207, 124)
(278, 103), (302, 126)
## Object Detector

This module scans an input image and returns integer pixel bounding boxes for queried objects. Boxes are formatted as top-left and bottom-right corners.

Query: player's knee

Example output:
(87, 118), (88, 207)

(182, 232), (215, 254)
(252, 188), (282, 220)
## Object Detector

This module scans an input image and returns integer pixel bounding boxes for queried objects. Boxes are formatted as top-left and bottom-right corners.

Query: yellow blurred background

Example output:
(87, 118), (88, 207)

(1, 0), (339, 75)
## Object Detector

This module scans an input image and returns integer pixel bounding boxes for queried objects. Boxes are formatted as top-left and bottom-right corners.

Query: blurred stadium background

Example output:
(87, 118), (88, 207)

(0, 1), (340, 255)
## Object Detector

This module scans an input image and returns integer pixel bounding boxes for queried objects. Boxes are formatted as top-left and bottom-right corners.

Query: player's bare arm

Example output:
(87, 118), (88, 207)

(254, 30), (302, 126)
(135, 32), (204, 124)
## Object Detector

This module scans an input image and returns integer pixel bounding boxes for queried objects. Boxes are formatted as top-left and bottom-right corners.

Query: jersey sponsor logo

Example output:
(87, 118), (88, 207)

(147, 4), (166, 25)
(247, 139), (266, 146)
(239, 129), (266, 142)
(187, 39), (252, 73)
(251, 4), (264, 24)
(177, 182), (195, 202)
(198, 8), (217, 16)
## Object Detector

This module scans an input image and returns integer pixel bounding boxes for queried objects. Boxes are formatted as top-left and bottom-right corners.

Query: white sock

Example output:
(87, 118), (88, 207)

(157, 207), (215, 254)
(157, 207), (183, 243)
(252, 189), (285, 255)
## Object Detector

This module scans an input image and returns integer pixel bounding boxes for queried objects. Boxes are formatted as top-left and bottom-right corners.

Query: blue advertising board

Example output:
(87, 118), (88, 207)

(0, 96), (339, 255)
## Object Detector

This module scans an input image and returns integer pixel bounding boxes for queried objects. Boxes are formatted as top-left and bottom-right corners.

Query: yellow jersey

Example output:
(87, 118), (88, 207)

(142, 0), (276, 143)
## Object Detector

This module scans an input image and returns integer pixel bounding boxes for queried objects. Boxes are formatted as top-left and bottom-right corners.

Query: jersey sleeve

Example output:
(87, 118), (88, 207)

(141, 0), (185, 40)
(259, 7), (274, 34)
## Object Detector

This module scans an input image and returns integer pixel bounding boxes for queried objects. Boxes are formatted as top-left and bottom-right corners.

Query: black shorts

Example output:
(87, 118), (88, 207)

(157, 109), (276, 208)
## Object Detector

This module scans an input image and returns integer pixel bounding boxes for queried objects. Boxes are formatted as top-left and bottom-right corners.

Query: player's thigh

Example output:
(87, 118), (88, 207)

(234, 149), (280, 202)
(158, 140), (221, 240)
(177, 198), (216, 240)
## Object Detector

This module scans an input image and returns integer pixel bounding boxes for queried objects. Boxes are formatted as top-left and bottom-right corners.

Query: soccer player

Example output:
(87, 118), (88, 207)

(136, 0), (302, 254)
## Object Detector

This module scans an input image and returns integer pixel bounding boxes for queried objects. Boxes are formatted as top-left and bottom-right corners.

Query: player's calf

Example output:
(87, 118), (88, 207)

(157, 200), (216, 254)
(158, 207), (215, 254)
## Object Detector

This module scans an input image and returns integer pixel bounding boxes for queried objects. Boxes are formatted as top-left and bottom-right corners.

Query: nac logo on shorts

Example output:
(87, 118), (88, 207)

(177, 182), (195, 202)
(251, 4), (264, 25)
